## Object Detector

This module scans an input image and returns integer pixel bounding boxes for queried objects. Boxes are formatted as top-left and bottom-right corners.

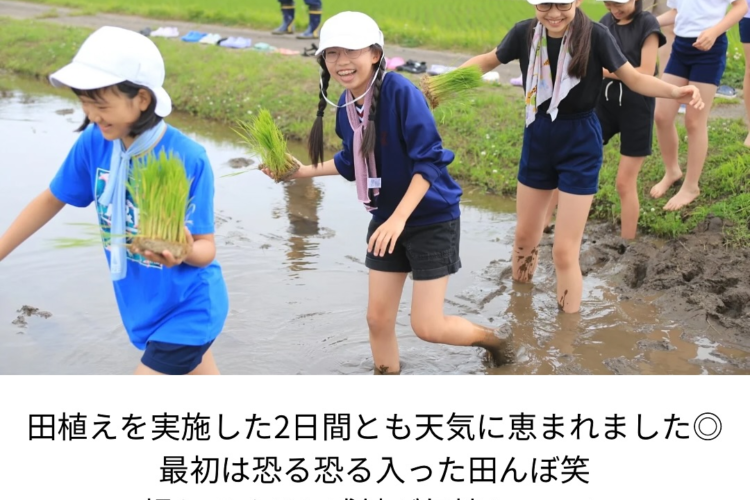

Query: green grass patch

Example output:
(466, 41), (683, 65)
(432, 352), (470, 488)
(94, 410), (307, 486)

(1, 17), (748, 245)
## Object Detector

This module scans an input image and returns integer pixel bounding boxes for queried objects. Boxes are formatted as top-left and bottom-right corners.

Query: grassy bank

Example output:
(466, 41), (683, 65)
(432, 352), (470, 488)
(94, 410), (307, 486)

(1, 18), (748, 245)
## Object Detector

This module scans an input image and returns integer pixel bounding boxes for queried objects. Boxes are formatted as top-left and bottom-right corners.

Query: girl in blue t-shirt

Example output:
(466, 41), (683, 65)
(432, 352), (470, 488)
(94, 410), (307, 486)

(461, 0), (703, 314)
(0, 26), (229, 375)
(263, 12), (513, 374)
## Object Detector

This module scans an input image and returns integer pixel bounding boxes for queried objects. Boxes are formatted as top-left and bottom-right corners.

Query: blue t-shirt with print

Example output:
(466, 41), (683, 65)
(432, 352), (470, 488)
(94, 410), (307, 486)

(49, 123), (229, 350)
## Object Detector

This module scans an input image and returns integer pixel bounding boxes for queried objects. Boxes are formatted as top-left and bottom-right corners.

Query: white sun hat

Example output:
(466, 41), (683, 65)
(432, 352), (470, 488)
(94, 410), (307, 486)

(315, 11), (384, 56)
(49, 26), (172, 117)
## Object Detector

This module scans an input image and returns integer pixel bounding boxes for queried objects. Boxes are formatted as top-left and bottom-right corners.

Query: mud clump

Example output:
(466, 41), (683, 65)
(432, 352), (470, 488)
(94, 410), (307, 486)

(11, 305), (52, 332)
(228, 157), (255, 169)
(582, 219), (750, 350)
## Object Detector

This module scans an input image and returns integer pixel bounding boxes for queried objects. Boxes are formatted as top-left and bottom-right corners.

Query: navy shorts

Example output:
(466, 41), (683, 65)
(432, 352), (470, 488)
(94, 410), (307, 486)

(365, 217), (461, 280)
(141, 340), (214, 375)
(519, 110), (603, 195)
(741, 18), (750, 44)
(664, 35), (727, 86)
(597, 80), (656, 157)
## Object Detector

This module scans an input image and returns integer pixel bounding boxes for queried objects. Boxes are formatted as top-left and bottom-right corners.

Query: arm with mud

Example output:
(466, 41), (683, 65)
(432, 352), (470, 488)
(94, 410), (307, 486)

(0, 189), (65, 261)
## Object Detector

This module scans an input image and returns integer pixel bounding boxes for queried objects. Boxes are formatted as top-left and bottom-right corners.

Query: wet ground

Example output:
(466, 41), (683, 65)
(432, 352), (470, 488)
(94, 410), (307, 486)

(1, 75), (748, 375)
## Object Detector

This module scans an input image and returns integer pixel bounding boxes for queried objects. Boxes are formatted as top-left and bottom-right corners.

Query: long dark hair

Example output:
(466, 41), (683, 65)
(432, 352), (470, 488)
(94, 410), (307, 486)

(308, 45), (386, 167)
(528, 7), (593, 80)
(627, 0), (643, 20)
(72, 81), (161, 136)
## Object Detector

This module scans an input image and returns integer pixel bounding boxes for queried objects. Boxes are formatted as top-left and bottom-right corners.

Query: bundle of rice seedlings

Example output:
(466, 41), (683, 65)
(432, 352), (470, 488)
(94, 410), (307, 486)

(127, 150), (193, 261)
(233, 108), (299, 182)
(420, 65), (484, 109)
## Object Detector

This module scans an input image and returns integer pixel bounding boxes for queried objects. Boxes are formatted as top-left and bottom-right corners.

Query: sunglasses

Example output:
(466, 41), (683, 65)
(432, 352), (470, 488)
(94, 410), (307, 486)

(535, 2), (575, 12)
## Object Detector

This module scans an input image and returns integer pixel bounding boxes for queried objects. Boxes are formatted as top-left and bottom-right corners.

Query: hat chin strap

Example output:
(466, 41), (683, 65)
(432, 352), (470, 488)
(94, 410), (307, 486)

(319, 54), (385, 109)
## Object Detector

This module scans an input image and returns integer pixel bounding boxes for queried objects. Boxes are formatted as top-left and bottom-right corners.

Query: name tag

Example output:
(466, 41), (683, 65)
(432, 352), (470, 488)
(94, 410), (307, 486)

(368, 178), (382, 189)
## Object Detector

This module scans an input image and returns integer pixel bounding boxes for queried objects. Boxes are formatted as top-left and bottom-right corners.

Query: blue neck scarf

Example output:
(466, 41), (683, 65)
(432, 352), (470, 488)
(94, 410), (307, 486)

(98, 120), (167, 281)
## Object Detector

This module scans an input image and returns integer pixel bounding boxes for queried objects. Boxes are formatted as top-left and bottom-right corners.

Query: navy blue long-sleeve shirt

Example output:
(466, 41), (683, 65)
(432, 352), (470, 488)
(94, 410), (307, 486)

(333, 72), (462, 226)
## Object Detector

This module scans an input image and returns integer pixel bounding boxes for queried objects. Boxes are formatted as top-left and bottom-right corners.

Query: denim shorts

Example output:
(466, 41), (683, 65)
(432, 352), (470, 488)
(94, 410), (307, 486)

(519, 110), (603, 195)
(141, 339), (214, 375)
(664, 35), (728, 86)
(365, 217), (461, 280)
(741, 18), (750, 44)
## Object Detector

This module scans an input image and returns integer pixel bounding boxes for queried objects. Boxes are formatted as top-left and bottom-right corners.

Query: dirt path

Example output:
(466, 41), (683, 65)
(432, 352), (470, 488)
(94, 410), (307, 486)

(1, 0), (748, 120)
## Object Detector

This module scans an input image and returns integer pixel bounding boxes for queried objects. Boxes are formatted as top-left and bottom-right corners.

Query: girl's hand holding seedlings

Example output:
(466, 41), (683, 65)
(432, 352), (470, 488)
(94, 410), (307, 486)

(137, 226), (194, 268)
(693, 28), (720, 51)
(672, 85), (704, 110)
(260, 156), (306, 181)
(368, 216), (406, 257)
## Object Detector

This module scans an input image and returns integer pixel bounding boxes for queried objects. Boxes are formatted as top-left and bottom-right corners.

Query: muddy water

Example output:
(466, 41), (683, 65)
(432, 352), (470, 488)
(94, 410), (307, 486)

(1, 76), (748, 375)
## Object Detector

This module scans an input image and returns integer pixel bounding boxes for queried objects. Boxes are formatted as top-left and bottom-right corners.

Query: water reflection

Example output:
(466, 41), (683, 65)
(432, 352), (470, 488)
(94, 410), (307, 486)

(283, 177), (322, 275)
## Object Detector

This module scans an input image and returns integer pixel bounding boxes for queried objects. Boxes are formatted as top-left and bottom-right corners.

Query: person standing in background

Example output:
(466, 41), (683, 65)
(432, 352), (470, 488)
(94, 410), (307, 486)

(272, 0), (323, 39)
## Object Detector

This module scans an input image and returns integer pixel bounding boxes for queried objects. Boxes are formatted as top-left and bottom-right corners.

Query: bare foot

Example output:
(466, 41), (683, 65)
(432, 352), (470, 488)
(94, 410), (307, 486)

(744, 133), (750, 148)
(663, 187), (700, 211)
(650, 170), (683, 199)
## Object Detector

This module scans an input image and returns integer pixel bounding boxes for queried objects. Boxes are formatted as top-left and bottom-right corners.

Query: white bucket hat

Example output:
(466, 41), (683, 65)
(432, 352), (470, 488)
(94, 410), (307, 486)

(49, 26), (172, 117)
(315, 11), (384, 56)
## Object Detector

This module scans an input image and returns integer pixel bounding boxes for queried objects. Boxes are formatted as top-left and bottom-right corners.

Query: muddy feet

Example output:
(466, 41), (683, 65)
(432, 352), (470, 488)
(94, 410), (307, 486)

(664, 187), (700, 211)
(475, 324), (515, 366)
(650, 169), (683, 199)
(374, 364), (400, 375)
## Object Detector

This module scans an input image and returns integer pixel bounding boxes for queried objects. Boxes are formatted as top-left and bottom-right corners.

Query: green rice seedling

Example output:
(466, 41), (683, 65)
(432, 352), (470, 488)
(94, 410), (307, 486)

(420, 65), (483, 109)
(233, 108), (299, 182)
(50, 222), (114, 249)
(127, 151), (194, 260)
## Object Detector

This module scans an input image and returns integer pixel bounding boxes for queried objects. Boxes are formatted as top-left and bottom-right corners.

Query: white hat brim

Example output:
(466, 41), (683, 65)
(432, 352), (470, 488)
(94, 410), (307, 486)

(49, 61), (123, 90)
(50, 61), (172, 117)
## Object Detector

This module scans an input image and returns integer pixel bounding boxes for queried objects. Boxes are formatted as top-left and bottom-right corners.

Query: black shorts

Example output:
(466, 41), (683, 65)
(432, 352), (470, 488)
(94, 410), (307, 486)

(141, 340), (214, 375)
(596, 80), (655, 158)
(365, 218), (461, 280)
